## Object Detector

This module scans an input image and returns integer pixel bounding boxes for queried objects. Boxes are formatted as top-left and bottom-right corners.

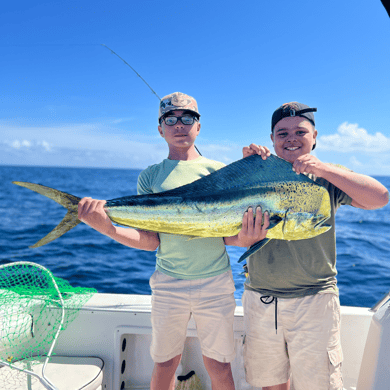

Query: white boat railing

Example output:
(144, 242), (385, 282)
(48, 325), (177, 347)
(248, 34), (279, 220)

(369, 289), (390, 312)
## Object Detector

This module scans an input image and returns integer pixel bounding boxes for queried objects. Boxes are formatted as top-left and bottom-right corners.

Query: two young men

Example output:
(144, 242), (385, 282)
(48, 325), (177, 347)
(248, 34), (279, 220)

(241, 102), (389, 390)
(78, 92), (267, 390)
(78, 95), (389, 390)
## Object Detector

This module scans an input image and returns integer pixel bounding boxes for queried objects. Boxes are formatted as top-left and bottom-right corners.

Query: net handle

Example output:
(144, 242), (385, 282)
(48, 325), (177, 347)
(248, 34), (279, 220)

(0, 261), (65, 390)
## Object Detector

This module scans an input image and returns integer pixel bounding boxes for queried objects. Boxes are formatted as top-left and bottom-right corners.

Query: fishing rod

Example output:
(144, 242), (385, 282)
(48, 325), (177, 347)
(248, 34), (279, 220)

(101, 44), (202, 155)
(101, 44), (160, 100)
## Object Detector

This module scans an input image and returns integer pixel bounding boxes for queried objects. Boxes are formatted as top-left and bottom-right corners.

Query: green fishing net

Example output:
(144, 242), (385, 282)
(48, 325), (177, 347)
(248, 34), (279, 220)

(0, 261), (96, 388)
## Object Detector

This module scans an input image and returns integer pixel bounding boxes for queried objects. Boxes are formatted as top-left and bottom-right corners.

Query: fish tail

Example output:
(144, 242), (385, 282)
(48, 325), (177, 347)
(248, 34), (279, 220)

(12, 181), (81, 248)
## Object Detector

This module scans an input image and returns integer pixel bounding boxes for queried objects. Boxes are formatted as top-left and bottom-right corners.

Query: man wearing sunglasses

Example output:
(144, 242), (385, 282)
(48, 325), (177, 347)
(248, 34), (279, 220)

(78, 92), (268, 390)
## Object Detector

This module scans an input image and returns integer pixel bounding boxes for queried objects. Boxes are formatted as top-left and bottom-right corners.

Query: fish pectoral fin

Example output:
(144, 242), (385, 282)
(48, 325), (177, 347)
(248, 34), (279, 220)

(268, 215), (283, 230)
(314, 219), (331, 230)
(315, 224), (332, 235)
(237, 215), (280, 263)
(238, 238), (271, 263)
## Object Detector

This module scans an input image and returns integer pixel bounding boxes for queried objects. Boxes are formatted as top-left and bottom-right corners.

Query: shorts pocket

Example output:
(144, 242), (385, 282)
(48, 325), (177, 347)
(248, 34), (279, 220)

(328, 344), (343, 389)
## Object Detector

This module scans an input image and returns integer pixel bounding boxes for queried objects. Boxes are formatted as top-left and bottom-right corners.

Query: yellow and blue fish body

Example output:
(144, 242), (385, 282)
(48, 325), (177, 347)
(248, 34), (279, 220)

(13, 154), (331, 262)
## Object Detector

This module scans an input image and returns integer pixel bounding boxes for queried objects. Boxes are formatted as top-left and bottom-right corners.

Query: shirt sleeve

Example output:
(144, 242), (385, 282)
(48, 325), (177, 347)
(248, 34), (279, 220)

(334, 185), (353, 206)
(328, 164), (353, 206)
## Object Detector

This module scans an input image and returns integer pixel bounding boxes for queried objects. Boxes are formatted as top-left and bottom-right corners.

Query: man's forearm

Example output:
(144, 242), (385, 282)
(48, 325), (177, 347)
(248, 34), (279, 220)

(105, 226), (160, 251)
(321, 165), (389, 210)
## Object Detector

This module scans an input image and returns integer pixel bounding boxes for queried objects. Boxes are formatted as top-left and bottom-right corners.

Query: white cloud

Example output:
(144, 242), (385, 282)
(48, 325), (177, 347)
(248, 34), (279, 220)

(111, 118), (134, 124)
(11, 140), (21, 149)
(39, 140), (52, 151)
(0, 122), (159, 153)
(0, 121), (246, 168)
(12, 140), (32, 148)
(318, 122), (390, 153)
(4, 139), (51, 151)
(0, 121), (164, 168)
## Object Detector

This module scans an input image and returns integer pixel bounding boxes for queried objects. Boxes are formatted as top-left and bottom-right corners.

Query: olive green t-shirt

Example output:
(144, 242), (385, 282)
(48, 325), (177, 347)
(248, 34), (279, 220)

(244, 175), (353, 298)
(137, 156), (231, 280)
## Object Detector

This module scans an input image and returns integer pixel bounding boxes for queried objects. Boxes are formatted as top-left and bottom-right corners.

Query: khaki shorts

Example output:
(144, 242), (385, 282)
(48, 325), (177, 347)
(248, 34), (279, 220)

(242, 290), (343, 389)
(149, 270), (236, 363)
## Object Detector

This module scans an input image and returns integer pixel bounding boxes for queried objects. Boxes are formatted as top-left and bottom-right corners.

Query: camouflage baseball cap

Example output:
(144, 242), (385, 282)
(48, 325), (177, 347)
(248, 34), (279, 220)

(158, 92), (200, 121)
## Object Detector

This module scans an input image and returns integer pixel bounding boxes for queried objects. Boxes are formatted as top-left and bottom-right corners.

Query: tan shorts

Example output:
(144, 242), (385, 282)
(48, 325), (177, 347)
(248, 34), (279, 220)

(242, 290), (343, 389)
(149, 270), (236, 363)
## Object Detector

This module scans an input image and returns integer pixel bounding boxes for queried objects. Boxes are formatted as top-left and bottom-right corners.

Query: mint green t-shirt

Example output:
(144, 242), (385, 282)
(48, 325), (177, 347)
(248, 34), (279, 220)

(137, 156), (231, 280)
(244, 174), (353, 298)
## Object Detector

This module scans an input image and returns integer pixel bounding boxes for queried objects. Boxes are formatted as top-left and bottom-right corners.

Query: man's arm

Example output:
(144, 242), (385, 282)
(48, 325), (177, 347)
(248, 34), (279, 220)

(292, 155), (389, 210)
(78, 197), (160, 250)
(242, 144), (389, 210)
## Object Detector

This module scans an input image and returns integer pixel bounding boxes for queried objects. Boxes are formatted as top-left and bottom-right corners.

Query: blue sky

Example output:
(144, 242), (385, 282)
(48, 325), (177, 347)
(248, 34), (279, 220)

(1, 0), (390, 175)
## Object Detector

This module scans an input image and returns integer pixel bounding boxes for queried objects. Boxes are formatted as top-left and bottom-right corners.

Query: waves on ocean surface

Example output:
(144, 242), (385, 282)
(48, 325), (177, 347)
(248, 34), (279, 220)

(1, 165), (389, 308)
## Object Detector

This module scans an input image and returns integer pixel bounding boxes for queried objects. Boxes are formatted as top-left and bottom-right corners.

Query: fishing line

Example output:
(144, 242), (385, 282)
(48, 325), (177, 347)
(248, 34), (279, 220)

(101, 44), (202, 156)
(101, 44), (160, 100)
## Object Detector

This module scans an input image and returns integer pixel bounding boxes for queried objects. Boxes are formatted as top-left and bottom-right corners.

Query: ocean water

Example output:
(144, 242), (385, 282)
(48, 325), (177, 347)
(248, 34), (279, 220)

(0, 165), (389, 308)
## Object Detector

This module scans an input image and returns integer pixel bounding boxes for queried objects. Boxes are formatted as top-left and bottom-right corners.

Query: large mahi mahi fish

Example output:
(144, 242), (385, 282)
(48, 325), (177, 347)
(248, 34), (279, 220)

(13, 154), (331, 262)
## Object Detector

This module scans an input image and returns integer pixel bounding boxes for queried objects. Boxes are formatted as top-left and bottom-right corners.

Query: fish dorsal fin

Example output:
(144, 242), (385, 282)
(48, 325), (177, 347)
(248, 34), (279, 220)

(156, 154), (314, 197)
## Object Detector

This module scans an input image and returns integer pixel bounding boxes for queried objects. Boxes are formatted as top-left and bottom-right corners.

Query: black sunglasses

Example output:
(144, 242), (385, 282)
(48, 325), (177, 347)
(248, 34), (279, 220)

(160, 115), (199, 126)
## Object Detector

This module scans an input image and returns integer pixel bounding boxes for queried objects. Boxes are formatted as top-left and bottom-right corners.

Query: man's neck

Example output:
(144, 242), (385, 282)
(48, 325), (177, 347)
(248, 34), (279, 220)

(167, 146), (200, 161)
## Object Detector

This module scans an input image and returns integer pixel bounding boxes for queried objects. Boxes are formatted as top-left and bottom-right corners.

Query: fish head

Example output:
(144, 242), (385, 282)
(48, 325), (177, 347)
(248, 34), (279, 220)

(266, 181), (332, 240)
(267, 212), (331, 240)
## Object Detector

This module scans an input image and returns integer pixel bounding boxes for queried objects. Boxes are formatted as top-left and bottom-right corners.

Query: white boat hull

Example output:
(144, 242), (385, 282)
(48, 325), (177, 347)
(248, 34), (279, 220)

(48, 293), (383, 390)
